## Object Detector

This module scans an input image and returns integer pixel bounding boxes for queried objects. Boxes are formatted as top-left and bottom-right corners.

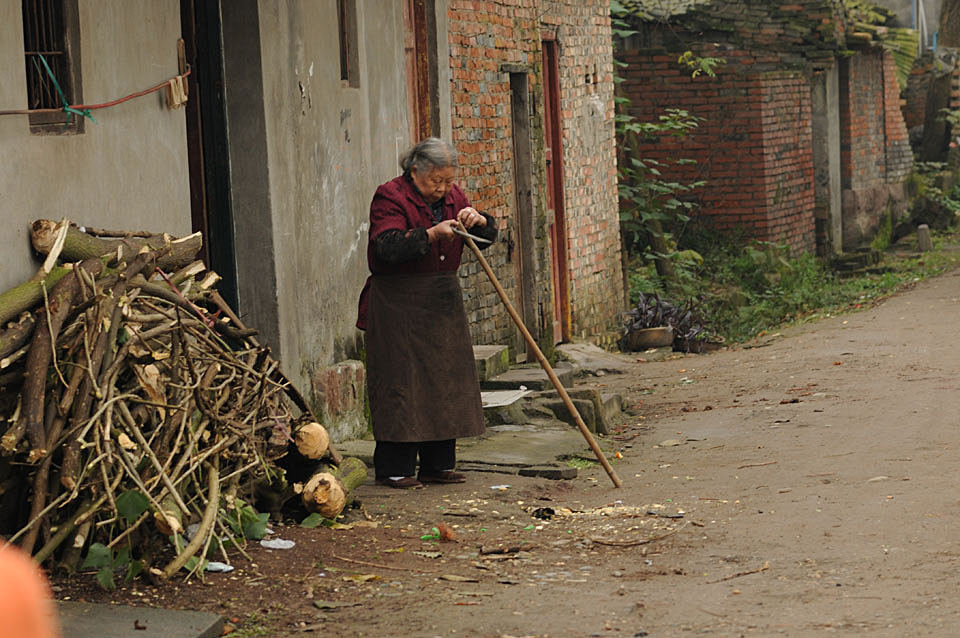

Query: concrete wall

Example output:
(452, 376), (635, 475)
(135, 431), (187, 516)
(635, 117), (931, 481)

(255, 0), (410, 439)
(0, 0), (190, 292)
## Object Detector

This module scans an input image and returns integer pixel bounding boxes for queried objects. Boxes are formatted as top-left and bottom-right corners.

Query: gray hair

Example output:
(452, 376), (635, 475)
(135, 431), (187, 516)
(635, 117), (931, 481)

(399, 137), (458, 173)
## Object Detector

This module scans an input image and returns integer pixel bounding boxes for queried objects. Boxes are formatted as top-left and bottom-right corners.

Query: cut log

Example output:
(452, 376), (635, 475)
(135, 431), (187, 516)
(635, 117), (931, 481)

(0, 266), (71, 329)
(299, 457), (368, 519)
(294, 422), (329, 460)
(31, 220), (202, 273)
(301, 472), (345, 519)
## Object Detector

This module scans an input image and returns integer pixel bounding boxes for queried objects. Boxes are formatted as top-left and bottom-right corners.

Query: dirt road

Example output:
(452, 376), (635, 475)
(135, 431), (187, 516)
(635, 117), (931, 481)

(56, 268), (960, 637)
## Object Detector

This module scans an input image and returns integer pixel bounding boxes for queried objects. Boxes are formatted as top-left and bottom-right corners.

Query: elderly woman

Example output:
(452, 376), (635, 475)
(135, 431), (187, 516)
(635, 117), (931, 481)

(356, 138), (498, 489)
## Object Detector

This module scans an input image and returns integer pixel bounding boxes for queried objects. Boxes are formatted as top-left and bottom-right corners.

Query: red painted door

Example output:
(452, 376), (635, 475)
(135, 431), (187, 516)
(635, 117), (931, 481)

(542, 38), (569, 344)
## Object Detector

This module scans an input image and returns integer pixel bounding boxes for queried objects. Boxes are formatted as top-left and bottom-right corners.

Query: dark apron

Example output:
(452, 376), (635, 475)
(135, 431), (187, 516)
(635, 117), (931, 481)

(366, 272), (485, 443)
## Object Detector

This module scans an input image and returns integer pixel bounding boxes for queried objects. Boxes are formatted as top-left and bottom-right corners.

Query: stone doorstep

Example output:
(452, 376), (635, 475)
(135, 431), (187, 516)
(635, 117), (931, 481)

(479, 363), (576, 391)
(473, 344), (510, 382)
(58, 601), (222, 638)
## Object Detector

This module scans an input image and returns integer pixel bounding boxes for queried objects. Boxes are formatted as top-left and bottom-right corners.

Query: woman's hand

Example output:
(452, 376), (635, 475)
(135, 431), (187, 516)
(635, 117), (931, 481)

(457, 207), (486, 229)
(427, 219), (460, 243)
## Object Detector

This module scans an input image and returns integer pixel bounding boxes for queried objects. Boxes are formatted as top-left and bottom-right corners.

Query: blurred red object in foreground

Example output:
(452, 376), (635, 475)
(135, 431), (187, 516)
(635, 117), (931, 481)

(0, 544), (60, 638)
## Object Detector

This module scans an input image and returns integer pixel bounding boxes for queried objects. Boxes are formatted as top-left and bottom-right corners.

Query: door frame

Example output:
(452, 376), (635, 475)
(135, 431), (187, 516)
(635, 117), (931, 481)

(541, 34), (570, 344)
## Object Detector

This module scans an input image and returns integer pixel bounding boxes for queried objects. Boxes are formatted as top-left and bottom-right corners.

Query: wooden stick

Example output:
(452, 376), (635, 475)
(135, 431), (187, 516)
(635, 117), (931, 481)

(161, 460), (220, 579)
(207, 290), (343, 465)
(589, 522), (688, 547)
(709, 560), (770, 584)
(459, 228), (622, 488)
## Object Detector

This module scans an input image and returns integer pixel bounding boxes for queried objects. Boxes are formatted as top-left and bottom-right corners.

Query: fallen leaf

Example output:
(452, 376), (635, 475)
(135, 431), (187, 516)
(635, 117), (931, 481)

(330, 520), (380, 530)
(342, 573), (379, 583)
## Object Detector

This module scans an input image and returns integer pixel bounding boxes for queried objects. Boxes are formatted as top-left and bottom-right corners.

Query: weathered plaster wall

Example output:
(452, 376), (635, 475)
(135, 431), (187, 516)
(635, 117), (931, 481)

(0, 0), (190, 292)
(256, 0), (410, 439)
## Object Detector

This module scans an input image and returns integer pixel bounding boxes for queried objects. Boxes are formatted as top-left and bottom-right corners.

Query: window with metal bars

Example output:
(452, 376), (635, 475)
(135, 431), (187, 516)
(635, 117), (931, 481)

(22, 0), (82, 133)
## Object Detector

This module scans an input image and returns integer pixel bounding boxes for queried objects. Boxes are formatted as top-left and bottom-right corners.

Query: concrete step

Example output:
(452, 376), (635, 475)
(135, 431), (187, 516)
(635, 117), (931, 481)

(480, 363), (575, 391)
(473, 345), (510, 382)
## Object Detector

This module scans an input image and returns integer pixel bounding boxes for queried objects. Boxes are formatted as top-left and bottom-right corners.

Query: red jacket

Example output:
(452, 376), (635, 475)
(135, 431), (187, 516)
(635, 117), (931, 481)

(356, 174), (472, 329)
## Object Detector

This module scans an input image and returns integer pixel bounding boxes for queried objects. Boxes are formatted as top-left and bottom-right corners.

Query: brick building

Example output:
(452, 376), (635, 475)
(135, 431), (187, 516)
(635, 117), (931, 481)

(447, 0), (624, 350)
(617, 0), (915, 254)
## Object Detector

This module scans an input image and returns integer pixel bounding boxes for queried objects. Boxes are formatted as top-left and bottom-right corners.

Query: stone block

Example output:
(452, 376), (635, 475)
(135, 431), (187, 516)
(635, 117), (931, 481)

(480, 363), (575, 391)
(309, 360), (368, 442)
(518, 466), (578, 480)
(542, 397), (598, 433)
(538, 387), (621, 435)
(59, 601), (222, 638)
(474, 345), (510, 382)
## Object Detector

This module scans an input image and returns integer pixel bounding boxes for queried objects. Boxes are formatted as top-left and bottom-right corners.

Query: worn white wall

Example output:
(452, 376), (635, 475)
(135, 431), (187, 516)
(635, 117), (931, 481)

(257, 0), (410, 393)
(0, 0), (190, 291)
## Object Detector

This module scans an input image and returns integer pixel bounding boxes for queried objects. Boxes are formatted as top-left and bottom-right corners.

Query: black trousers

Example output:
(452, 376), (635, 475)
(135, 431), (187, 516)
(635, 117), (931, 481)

(374, 439), (456, 478)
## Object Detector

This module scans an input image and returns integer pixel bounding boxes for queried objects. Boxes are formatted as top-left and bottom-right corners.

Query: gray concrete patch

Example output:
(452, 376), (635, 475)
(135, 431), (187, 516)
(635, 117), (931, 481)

(58, 601), (222, 638)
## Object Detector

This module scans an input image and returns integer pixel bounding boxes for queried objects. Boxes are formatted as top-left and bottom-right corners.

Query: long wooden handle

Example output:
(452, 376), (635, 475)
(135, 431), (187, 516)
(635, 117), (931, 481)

(461, 231), (622, 488)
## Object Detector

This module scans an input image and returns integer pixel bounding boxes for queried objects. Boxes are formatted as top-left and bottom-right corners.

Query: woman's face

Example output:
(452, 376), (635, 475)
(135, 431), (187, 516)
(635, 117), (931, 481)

(411, 165), (456, 204)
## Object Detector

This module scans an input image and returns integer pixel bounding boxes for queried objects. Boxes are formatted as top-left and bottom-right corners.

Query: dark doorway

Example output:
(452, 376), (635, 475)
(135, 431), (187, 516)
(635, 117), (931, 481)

(180, 0), (239, 310)
(541, 37), (569, 344)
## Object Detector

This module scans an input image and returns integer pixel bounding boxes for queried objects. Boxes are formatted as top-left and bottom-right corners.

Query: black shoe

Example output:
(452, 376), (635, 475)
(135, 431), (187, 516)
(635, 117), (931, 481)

(417, 471), (466, 484)
(375, 476), (423, 489)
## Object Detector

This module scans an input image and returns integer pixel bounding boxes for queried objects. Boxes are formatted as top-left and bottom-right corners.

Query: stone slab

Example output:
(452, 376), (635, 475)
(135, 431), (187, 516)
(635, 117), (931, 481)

(474, 345), (510, 382)
(518, 466), (578, 480)
(58, 601), (223, 638)
(480, 364), (575, 391)
(556, 342), (633, 375)
(457, 423), (595, 467)
(336, 423), (597, 475)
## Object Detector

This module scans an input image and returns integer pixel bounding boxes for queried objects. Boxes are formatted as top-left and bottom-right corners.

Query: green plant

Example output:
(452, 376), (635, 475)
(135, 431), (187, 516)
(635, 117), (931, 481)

(611, 2), (724, 288)
(626, 228), (960, 344)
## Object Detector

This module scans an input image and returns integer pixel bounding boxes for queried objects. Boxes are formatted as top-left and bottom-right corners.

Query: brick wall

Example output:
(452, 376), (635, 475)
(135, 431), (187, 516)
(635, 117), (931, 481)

(619, 0), (916, 254)
(838, 49), (913, 248)
(542, 0), (624, 337)
(448, 0), (541, 348)
(882, 51), (913, 182)
(619, 45), (817, 252)
(448, 0), (623, 347)
(840, 53), (887, 189)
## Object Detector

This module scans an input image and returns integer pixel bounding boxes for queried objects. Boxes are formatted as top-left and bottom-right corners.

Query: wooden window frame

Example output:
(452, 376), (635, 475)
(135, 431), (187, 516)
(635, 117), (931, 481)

(22, 0), (83, 134)
(338, 0), (359, 88)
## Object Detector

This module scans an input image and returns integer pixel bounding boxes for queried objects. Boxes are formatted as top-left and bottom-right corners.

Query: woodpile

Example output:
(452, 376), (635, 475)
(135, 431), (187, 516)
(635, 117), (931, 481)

(0, 220), (365, 580)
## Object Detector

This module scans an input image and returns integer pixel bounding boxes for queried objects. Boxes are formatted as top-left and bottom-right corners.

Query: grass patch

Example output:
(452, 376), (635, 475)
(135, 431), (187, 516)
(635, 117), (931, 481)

(230, 614), (274, 638)
(565, 456), (599, 469)
(626, 228), (960, 345)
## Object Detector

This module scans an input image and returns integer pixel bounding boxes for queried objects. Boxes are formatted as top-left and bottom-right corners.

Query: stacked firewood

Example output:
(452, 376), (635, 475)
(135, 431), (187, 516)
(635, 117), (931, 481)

(0, 220), (365, 579)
